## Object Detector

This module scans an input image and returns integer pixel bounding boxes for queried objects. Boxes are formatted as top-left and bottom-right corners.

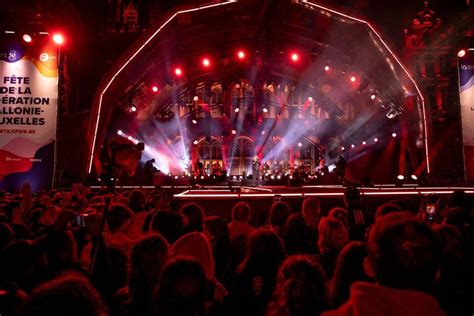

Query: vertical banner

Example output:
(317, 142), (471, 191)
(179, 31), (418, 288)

(0, 36), (58, 191)
(459, 49), (474, 182)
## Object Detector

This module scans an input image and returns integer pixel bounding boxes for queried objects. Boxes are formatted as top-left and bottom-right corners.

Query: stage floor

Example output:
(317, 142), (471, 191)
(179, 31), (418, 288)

(173, 185), (474, 199)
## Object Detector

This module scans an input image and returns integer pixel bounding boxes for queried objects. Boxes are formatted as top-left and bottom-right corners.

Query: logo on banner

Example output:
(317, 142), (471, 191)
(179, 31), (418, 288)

(7, 50), (18, 62)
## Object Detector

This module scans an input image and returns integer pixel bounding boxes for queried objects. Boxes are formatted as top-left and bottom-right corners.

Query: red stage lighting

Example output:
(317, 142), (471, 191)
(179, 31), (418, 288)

(350, 76), (357, 83)
(193, 140), (199, 145)
(374, 137), (378, 142)
(231, 129), (237, 135)
(202, 58), (211, 67)
(291, 53), (299, 62)
(458, 49), (466, 58)
(151, 86), (159, 93)
(237, 50), (246, 60)
(52, 33), (64, 45)
(130, 105), (137, 112)
(234, 107), (240, 113)
(22, 34), (32, 43)
(324, 65), (330, 71)
(392, 132), (397, 138)
(362, 141), (367, 145)
(262, 107), (268, 113)
(307, 96), (314, 102)
(370, 94), (376, 100)
(174, 67), (183, 76)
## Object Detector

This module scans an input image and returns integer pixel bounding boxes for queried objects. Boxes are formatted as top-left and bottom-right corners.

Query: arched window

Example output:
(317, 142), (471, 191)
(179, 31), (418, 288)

(197, 137), (223, 160)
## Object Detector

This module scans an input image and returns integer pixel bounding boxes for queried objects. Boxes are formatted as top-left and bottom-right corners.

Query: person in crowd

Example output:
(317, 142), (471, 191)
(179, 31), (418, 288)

(322, 213), (445, 316)
(180, 203), (205, 233)
(114, 234), (169, 316)
(433, 224), (470, 316)
(327, 241), (371, 308)
(249, 203), (270, 228)
(150, 210), (184, 243)
(21, 272), (108, 316)
(104, 203), (135, 256)
(267, 201), (290, 238)
(226, 228), (286, 316)
(327, 207), (348, 229)
(228, 201), (255, 239)
(266, 255), (327, 316)
(283, 213), (313, 255)
(316, 217), (349, 279)
(203, 216), (233, 282)
(153, 257), (208, 316)
(343, 187), (371, 240)
(301, 197), (321, 252)
(127, 189), (149, 240)
(374, 203), (403, 222)
(173, 232), (228, 303)
(0, 223), (15, 250)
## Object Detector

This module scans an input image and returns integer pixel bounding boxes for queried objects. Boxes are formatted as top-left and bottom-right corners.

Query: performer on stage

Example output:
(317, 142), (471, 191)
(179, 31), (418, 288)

(194, 158), (204, 176)
(252, 158), (261, 180)
(335, 155), (347, 183)
(144, 158), (157, 185)
(211, 161), (222, 176)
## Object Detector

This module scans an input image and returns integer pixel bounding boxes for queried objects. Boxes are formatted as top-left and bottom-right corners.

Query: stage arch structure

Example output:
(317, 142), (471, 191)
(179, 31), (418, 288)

(87, 0), (429, 184)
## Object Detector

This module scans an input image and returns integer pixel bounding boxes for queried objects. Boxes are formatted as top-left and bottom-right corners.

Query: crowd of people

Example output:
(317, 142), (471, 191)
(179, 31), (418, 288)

(0, 183), (472, 315)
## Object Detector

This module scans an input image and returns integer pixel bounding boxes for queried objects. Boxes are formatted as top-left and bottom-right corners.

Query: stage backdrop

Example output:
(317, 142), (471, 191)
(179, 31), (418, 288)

(459, 49), (474, 182)
(0, 37), (58, 192)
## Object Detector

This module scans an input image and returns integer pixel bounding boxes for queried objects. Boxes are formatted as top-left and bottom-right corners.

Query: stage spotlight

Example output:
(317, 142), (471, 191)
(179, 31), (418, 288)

(192, 119), (197, 125)
(127, 136), (133, 141)
(202, 58), (211, 67)
(324, 65), (330, 71)
(237, 50), (246, 60)
(174, 175), (179, 179)
(374, 138), (378, 142)
(130, 105), (137, 112)
(362, 141), (367, 145)
(351, 144), (355, 148)
(22, 34), (32, 43)
(231, 129), (237, 135)
(52, 33), (64, 45)
(291, 52), (299, 62)
(411, 174), (418, 180)
(151, 86), (159, 93)
(234, 107), (240, 113)
(261, 130), (266, 135)
(397, 175), (405, 180)
(262, 107), (268, 113)
(341, 146), (345, 151)
(307, 96), (313, 102)
(458, 49), (466, 58)
(39, 53), (49, 62)
(370, 94), (376, 100)
(117, 130), (123, 135)
(174, 67), (183, 76)
(193, 140), (198, 145)
(350, 76), (357, 83)
(298, 142), (303, 147)
(271, 175), (275, 180)
(193, 96), (199, 102)
(392, 132), (397, 138)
